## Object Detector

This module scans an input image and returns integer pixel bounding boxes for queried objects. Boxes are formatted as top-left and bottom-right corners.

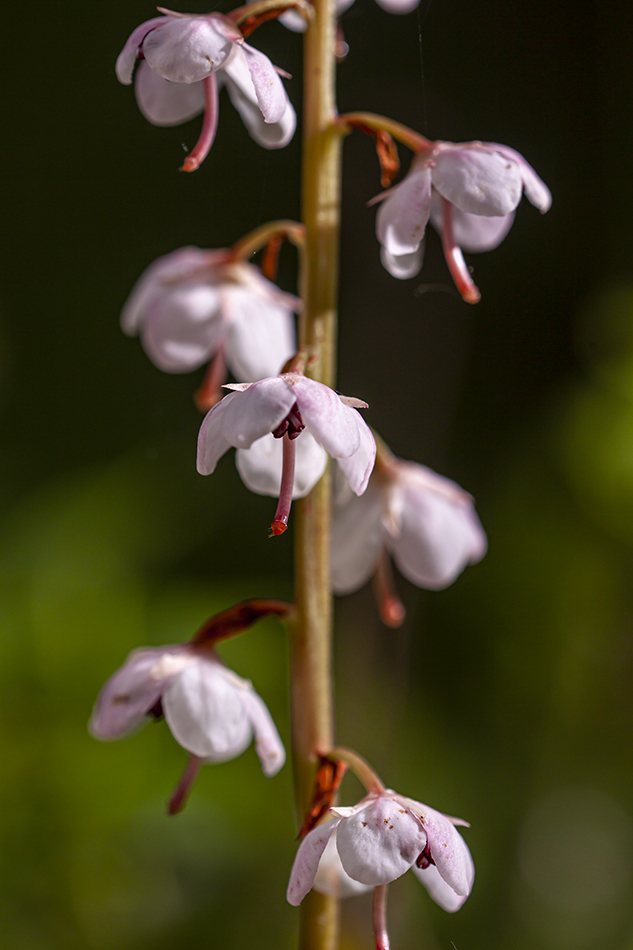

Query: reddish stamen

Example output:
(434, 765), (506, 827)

(440, 197), (481, 304)
(182, 75), (219, 173)
(270, 434), (295, 537)
(372, 549), (406, 628)
(194, 345), (227, 412)
(167, 755), (203, 815)
(373, 884), (391, 950)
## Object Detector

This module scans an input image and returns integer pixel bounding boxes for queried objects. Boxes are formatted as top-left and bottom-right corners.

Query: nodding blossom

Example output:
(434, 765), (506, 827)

(196, 372), (376, 534)
(116, 10), (296, 170)
(287, 788), (474, 914)
(331, 445), (486, 625)
(90, 639), (285, 811)
(375, 139), (551, 301)
(121, 247), (298, 405)
(281, 0), (419, 31)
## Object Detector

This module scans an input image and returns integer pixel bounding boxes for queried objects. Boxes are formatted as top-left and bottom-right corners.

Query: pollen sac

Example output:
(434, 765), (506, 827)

(272, 402), (305, 440)
(415, 841), (436, 869)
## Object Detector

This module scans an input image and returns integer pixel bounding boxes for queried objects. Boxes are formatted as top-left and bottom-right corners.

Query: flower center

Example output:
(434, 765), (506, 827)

(272, 402), (305, 440)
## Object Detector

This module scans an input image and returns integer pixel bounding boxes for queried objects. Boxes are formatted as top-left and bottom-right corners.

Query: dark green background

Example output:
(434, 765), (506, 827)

(2, 1), (633, 948)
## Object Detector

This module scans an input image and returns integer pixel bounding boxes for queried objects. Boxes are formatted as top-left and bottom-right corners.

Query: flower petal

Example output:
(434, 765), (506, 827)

(376, 165), (432, 256)
(162, 657), (252, 760)
(421, 806), (475, 898)
(289, 378), (361, 460)
(143, 16), (235, 84)
(224, 288), (296, 381)
(141, 284), (225, 372)
(89, 646), (189, 739)
(121, 246), (210, 336)
(411, 862), (471, 912)
(485, 143), (551, 212)
(221, 377), (296, 448)
(432, 145), (523, 217)
(235, 432), (327, 498)
(134, 61), (205, 126)
(221, 49), (296, 148)
(375, 0), (420, 10)
(336, 796), (426, 886)
(331, 479), (385, 594)
(336, 414), (376, 495)
(429, 195), (514, 252)
(238, 686), (286, 776)
(239, 43), (289, 124)
(116, 16), (166, 84)
(196, 391), (240, 474)
(314, 830), (373, 898)
(380, 246), (424, 280)
(278, 9), (308, 31)
(287, 819), (340, 906)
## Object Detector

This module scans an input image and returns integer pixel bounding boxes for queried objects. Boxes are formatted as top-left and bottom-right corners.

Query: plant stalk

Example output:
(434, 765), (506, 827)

(290, 0), (342, 947)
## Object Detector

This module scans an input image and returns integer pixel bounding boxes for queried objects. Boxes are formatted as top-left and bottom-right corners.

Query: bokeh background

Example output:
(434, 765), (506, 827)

(2, 1), (633, 948)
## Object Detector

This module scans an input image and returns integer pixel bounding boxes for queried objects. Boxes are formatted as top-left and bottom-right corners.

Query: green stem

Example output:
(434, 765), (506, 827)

(290, 0), (341, 947)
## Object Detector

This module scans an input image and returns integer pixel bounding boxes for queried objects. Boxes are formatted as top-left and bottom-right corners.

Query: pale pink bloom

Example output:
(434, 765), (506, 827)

(375, 140), (551, 301)
(287, 788), (474, 913)
(116, 10), (296, 170)
(121, 247), (298, 386)
(332, 456), (486, 622)
(280, 0), (418, 30)
(90, 644), (285, 775)
(197, 373), (376, 534)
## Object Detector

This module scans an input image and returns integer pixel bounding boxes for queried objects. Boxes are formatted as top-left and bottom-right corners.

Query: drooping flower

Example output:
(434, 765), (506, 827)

(331, 440), (486, 625)
(280, 0), (418, 31)
(121, 246), (298, 405)
(375, 139), (551, 301)
(197, 372), (376, 534)
(287, 788), (474, 914)
(116, 10), (296, 170)
(90, 600), (288, 811)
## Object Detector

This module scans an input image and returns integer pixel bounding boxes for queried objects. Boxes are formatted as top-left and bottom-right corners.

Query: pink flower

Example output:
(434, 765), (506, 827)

(197, 373), (376, 534)
(121, 247), (298, 402)
(375, 140), (551, 301)
(116, 10), (296, 170)
(332, 452), (486, 624)
(287, 788), (474, 914)
(280, 0), (418, 30)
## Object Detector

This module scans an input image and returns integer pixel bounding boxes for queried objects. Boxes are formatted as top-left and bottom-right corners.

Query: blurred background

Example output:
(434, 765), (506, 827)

(2, 0), (633, 948)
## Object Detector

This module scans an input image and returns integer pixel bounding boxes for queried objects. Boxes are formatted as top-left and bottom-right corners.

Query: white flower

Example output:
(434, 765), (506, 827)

(121, 247), (298, 387)
(280, 0), (418, 31)
(116, 10), (296, 169)
(197, 373), (376, 533)
(287, 788), (474, 913)
(375, 140), (551, 300)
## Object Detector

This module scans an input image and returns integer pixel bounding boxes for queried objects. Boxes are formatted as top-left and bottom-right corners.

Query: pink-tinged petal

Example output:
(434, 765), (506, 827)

(432, 145), (523, 217)
(389, 482), (486, 589)
(121, 247), (210, 336)
(162, 657), (252, 760)
(134, 61), (205, 126)
(421, 807), (475, 898)
(336, 796), (426, 886)
(239, 43), (288, 124)
(143, 16), (234, 84)
(380, 246), (424, 280)
(235, 432), (327, 498)
(116, 16), (166, 84)
(221, 377), (296, 449)
(314, 830), (373, 898)
(89, 646), (189, 740)
(141, 285), (225, 372)
(336, 413), (376, 495)
(221, 49), (296, 148)
(223, 289), (296, 381)
(376, 165), (432, 256)
(196, 391), (241, 474)
(331, 480), (385, 594)
(411, 863), (471, 912)
(238, 687), (286, 776)
(375, 0), (420, 10)
(485, 143), (551, 212)
(289, 378), (360, 460)
(287, 819), (341, 906)
(278, 9), (308, 31)
(429, 195), (515, 252)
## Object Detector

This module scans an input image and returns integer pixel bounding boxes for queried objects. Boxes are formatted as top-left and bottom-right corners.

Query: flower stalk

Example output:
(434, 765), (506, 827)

(290, 0), (342, 945)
